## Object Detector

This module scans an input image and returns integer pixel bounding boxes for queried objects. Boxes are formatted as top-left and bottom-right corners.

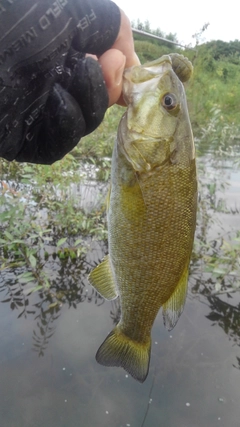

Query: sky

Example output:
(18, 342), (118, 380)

(114, 0), (238, 46)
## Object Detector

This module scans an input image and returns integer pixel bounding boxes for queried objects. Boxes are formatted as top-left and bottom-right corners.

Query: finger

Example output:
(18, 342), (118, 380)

(72, 0), (121, 56)
(71, 4), (139, 68)
(98, 49), (126, 107)
(111, 9), (140, 68)
(67, 56), (109, 134)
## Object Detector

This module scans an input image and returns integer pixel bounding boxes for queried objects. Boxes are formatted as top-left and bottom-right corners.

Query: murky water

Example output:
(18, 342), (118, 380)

(0, 161), (240, 427)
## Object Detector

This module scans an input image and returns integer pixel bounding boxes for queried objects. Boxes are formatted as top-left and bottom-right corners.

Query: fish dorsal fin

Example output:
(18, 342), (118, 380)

(88, 255), (118, 300)
(162, 264), (189, 331)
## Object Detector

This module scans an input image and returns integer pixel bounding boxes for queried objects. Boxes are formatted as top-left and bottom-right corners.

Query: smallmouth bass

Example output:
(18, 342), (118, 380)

(89, 54), (197, 383)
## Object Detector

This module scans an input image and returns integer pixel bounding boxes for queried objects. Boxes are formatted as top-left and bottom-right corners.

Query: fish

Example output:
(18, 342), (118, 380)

(88, 53), (197, 383)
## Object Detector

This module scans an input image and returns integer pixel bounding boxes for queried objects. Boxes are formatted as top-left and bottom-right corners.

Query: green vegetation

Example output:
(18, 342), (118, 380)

(186, 45), (240, 132)
(132, 21), (240, 131)
(1, 27), (240, 313)
(131, 19), (179, 62)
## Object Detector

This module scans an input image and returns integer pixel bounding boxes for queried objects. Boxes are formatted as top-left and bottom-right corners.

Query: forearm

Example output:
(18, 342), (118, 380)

(0, 0), (120, 74)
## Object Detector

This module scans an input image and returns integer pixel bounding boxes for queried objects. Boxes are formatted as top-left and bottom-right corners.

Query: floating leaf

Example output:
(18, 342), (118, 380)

(48, 302), (59, 309)
(73, 238), (83, 246)
(57, 237), (67, 247)
(215, 282), (222, 292)
(19, 276), (34, 284)
(23, 286), (43, 295)
(213, 268), (226, 275)
(4, 231), (14, 241)
(19, 272), (35, 279)
(29, 254), (37, 268)
(22, 166), (34, 173)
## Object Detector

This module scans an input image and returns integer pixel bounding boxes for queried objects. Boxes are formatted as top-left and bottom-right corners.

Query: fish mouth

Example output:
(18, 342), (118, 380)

(123, 55), (172, 84)
(122, 57), (173, 106)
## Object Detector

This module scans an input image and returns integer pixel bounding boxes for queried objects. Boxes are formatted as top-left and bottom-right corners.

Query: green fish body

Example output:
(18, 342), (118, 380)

(89, 54), (197, 383)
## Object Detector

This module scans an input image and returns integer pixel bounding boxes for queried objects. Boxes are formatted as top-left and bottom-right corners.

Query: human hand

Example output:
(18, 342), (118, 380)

(98, 9), (140, 106)
(0, 0), (139, 164)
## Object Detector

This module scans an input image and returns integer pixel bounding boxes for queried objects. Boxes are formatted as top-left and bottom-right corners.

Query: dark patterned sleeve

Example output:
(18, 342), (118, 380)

(0, 0), (121, 163)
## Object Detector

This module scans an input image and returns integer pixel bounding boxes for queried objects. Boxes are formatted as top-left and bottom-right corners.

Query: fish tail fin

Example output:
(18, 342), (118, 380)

(96, 326), (151, 383)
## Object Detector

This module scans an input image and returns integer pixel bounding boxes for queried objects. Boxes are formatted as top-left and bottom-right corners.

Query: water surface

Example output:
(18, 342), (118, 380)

(0, 161), (240, 427)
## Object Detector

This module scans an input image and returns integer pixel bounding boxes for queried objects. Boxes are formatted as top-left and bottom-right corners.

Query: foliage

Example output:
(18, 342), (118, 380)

(191, 23), (210, 46)
(134, 40), (176, 63)
(190, 112), (240, 297)
(130, 24), (240, 133)
(184, 49), (240, 132)
(205, 39), (240, 61)
(132, 21), (179, 63)
(132, 19), (178, 44)
(0, 239), (106, 356)
(0, 179), (90, 292)
(0, 104), (124, 298)
(0, 160), (109, 297)
(196, 107), (240, 154)
(72, 105), (122, 161)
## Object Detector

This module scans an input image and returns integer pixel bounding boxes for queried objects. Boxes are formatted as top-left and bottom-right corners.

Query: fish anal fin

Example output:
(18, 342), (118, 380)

(96, 326), (151, 383)
(88, 255), (118, 300)
(162, 264), (189, 331)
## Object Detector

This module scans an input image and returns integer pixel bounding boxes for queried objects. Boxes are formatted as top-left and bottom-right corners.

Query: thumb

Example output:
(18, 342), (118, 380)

(98, 49), (126, 106)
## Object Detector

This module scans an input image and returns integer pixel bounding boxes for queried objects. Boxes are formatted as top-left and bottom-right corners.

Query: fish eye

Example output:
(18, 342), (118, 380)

(161, 93), (178, 111)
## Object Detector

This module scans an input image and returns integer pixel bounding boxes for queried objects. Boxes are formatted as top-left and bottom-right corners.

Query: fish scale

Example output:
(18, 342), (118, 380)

(89, 54), (197, 382)
(111, 165), (196, 305)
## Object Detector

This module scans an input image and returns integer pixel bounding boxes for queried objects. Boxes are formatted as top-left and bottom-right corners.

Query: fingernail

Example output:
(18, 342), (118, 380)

(115, 55), (126, 86)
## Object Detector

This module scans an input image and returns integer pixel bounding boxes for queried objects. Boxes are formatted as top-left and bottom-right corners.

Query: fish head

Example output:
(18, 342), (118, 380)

(118, 55), (194, 174)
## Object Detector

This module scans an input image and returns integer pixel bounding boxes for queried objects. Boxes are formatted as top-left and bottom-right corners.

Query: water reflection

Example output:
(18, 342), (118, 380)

(206, 295), (240, 348)
(0, 240), (108, 357)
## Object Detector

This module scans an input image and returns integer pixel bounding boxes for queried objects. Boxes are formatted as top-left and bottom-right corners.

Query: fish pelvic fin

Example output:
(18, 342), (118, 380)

(162, 263), (189, 331)
(88, 255), (118, 300)
(96, 326), (151, 383)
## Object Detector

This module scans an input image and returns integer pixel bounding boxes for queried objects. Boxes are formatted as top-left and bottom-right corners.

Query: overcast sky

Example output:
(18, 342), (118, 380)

(114, 0), (238, 46)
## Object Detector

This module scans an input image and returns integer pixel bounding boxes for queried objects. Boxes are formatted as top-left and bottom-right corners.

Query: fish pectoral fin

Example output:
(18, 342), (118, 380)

(88, 255), (118, 300)
(162, 263), (189, 331)
(96, 326), (151, 383)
